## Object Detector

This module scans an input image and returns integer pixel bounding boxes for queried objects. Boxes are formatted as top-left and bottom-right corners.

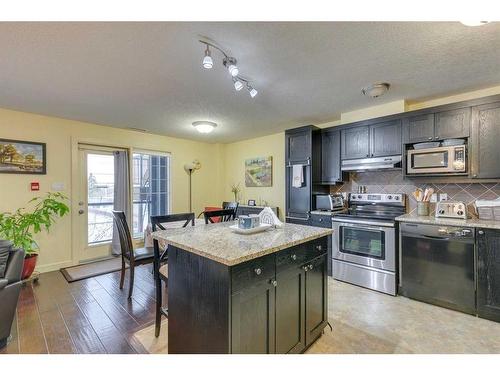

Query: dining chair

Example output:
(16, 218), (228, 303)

(150, 212), (195, 338)
(222, 201), (239, 211)
(112, 211), (155, 299)
(204, 208), (237, 224)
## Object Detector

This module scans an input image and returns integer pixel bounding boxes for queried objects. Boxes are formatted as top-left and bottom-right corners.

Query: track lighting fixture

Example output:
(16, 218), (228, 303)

(247, 84), (258, 98)
(202, 45), (213, 69)
(223, 57), (239, 77)
(233, 77), (243, 91)
(199, 39), (258, 98)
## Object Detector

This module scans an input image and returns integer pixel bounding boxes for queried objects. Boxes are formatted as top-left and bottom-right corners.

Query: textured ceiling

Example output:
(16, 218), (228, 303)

(0, 22), (499, 143)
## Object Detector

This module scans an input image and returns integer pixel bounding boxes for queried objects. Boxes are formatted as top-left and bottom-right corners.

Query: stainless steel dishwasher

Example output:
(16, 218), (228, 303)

(399, 222), (476, 315)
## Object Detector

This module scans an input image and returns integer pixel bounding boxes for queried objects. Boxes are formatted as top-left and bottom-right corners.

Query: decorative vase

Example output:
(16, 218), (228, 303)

(22, 253), (38, 280)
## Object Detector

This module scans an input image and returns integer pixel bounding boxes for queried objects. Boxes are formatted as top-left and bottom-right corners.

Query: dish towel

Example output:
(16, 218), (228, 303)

(292, 164), (304, 188)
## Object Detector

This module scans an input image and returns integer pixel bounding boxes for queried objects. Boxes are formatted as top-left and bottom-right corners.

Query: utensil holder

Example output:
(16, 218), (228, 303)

(417, 201), (429, 216)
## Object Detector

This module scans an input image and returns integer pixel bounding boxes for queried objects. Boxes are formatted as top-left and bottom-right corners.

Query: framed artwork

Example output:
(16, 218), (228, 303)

(0, 139), (46, 174)
(245, 156), (272, 187)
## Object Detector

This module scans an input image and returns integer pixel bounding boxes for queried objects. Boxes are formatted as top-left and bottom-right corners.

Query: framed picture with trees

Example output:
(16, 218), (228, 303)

(0, 139), (46, 174)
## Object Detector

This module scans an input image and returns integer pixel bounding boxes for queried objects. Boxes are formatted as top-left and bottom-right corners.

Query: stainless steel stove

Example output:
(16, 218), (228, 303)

(331, 193), (406, 295)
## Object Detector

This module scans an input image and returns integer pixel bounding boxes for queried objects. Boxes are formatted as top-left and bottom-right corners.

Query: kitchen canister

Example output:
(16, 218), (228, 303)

(417, 201), (430, 216)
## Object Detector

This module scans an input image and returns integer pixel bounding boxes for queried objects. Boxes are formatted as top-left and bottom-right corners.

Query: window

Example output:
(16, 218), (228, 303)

(87, 152), (115, 244)
(132, 152), (170, 238)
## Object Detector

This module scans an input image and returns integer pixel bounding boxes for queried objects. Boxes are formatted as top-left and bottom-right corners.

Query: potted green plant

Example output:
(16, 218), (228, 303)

(0, 192), (69, 279)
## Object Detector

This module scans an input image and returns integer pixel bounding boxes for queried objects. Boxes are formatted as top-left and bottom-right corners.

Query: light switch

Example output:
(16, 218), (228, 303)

(430, 193), (438, 203)
(52, 182), (65, 191)
(439, 193), (448, 201)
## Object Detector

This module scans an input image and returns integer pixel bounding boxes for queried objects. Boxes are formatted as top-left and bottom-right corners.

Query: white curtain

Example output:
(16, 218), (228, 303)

(111, 150), (131, 256)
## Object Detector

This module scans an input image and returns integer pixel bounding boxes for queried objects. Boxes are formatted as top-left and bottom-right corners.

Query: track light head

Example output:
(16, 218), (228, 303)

(223, 57), (239, 77)
(202, 46), (213, 69)
(247, 84), (258, 98)
(233, 77), (243, 91)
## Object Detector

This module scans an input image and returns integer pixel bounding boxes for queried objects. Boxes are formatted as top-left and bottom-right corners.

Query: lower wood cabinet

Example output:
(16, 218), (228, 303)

(305, 254), (328, 346)
(231, 239), (328, 354)
(476, 228), (500, 323)
(231, 279), (276, 354)
(275, 264), (306, 353)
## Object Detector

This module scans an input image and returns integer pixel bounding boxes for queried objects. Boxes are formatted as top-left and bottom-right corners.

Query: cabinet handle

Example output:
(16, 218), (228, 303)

(254, 268), (262, 275)
(473, 174), (478, 178)
(316, 245), (323, 251)
(435, 136), (439, 140)
(270, 279), (278, 287)
(302, 265), (309, 272)
(309, 264), (314, 270)
(291, 254), (297, 261)
(428, 137), (432, 140)
(478, 230), (484, 235)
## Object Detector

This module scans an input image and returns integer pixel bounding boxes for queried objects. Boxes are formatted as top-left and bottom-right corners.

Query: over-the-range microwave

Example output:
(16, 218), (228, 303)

(407, 145), (467, 175)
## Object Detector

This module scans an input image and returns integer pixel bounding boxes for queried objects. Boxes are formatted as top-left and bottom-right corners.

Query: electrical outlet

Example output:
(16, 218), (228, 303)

(430, 193), (438, 203)
(439, 193), (448, 201)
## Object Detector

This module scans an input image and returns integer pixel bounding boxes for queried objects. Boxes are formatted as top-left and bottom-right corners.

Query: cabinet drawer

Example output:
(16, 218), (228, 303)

(232, 254), (276, 292)
(310, 214), (332, 228)
(276, 239), (327, 272)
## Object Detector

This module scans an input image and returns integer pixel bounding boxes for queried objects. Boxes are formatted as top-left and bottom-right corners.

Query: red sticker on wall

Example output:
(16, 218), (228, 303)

(30, 182), (40, 191)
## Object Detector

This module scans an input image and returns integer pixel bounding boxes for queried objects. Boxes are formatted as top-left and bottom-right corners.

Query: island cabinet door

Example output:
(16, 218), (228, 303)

(231, 280), (276, 354)
(304, 254), (328, 346)
(275, 265), (306, 354)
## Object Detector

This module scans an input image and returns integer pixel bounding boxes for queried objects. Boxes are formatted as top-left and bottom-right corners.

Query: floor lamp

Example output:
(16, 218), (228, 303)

(184, 160), (201, 213)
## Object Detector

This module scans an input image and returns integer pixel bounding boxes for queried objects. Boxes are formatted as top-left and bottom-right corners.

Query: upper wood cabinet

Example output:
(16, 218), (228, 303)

(341, 126), (370, 159)
(286, 129), (311, 162)
(435, 108), (471, 139)
(403, 114), (435, 143)
(321, 129), (343, 183)
(470, 102), (500, 178)
(404, 108), (471, 143)
(341, 120), (402, 160)
(370, 120), (402, 157)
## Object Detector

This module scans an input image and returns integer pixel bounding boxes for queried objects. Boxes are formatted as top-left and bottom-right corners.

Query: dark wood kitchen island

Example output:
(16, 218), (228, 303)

(152, 221), (333, 354)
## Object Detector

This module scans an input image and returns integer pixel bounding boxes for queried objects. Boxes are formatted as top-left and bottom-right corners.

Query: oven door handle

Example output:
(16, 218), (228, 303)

(332, 218), (395, 228)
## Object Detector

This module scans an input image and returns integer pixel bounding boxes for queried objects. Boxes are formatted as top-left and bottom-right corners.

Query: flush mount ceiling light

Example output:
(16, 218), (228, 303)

(199, 39), (258, 99)
(192, 121), (217, 134)
(460, 21), (490, 26)
(362, 83), (390, 98)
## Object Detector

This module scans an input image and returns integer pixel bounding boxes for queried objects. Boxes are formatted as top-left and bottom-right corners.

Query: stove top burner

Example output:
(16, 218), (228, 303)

(334, 192), (407, 222)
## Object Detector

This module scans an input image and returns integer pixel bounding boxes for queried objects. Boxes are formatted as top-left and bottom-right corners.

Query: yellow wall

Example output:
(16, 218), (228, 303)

(220, 132), (285, 220)
(0, 108), (223, 272)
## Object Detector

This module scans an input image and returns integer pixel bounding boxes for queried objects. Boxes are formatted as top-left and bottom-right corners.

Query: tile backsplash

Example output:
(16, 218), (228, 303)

(329, 171), (500, 217)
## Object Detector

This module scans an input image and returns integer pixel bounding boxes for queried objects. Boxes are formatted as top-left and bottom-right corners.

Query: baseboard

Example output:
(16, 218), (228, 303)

(35, 260), (74, 274)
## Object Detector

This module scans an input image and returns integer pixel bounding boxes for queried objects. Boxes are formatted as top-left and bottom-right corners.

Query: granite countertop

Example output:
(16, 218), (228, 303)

(151, 221), (333, 266)
(396, 213), (500, 229)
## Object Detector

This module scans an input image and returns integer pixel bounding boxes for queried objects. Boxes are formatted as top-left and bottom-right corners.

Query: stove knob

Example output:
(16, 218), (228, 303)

(358, 195), (362, 199)
(457, 210), (464, 216)
(394, 196), (400, 200)
(387, 195), (392, 200)
(439, 209), (445, 214)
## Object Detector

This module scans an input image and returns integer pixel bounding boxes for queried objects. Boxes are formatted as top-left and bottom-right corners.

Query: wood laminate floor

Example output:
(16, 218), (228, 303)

(2, 270), (500, 354)
(0, 265), (161, 354)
